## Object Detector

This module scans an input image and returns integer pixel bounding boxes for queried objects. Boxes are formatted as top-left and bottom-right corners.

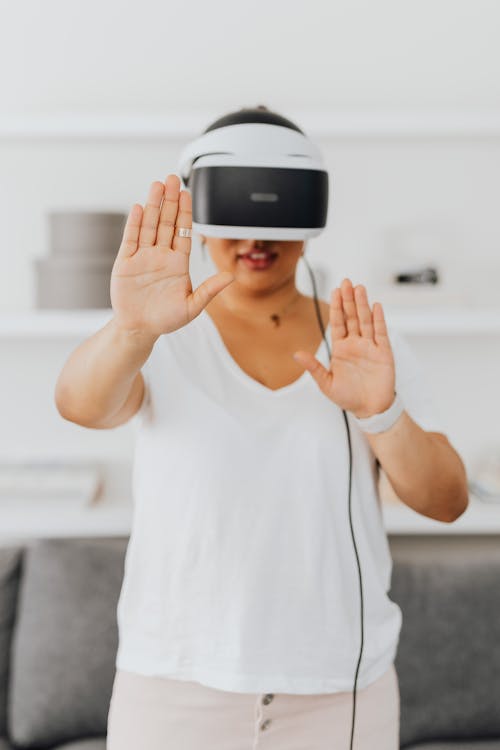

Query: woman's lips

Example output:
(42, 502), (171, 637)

(237, 252), (278, 270)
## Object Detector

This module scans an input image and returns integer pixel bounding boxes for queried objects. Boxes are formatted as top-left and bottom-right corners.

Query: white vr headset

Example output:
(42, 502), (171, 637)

(176, 108), (330, 241)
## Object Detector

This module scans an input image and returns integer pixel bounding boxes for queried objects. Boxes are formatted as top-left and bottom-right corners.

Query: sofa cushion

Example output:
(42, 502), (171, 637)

(409, 741), (500, 749)
(7, 538), (128, 748)
(52, 739), (106, 750)
(0, 547), (23, 738)
(388, 536), (500, 749)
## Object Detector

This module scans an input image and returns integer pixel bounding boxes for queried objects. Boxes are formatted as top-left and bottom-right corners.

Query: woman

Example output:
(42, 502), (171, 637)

(55, 111), (468, 750)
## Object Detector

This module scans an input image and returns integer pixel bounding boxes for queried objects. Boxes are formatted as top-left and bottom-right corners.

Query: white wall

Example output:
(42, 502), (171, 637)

(1, 0), (500, 505)
(1, 0), (499, 114)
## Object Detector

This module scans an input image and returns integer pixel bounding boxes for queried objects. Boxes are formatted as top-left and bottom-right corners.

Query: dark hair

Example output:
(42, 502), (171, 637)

(202, 104), (304, 135)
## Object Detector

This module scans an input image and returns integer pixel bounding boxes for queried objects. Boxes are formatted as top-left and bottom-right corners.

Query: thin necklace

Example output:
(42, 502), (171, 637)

(219, 291), (302, 328)
(269, 292), (302, 327)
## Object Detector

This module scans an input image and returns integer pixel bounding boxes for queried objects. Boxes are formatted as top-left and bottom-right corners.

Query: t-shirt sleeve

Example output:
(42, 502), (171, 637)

(388, 325), (447, 436)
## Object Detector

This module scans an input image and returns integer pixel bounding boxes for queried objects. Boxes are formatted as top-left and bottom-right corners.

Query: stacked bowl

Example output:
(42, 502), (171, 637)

(35, 211), (127, 308)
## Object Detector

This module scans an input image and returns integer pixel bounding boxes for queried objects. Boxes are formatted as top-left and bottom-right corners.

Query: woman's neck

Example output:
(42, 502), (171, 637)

(207, 283), (305, 322)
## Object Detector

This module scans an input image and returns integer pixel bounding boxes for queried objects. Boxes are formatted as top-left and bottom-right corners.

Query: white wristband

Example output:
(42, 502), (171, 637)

(352, 392), (404, 434)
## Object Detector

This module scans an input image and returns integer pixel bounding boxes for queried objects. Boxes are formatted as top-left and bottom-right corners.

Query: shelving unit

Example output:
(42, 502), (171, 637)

(3, 110), (499, 541)
(2, 306), (500, 337)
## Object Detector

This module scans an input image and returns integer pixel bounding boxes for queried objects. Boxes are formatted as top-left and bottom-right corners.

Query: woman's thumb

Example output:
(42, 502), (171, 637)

(187, 271), (235, 319)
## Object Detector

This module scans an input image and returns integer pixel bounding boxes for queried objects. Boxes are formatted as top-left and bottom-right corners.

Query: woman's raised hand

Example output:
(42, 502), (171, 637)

(292, 278), (396, 419)
(110, 174), (235, 337)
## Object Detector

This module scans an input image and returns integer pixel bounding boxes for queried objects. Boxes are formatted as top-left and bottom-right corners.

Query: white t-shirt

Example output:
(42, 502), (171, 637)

(115, 307), (445, 694)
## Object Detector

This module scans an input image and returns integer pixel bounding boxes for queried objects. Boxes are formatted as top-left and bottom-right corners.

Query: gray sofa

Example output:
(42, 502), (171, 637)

(0, 534), (499, 749)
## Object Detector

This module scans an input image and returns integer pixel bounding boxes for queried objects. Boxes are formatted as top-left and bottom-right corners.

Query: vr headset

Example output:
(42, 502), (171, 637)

(177, 107), (330, 241)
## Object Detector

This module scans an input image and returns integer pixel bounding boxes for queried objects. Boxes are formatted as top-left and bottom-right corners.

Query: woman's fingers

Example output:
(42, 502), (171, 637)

(187, 271), (235, 320)
(373, 302), (390, 348)
(138, 181), (165, 248)
(115, 174), (190, 265)
(340, 278), (361, 336)
(171, 187), (192, 255)
(354, 284), (374, 340)
(330, 279), (377, 345)
(157, 174), (182, 248)
(330, 287), (347, 342)
(116, 204), (143, 260)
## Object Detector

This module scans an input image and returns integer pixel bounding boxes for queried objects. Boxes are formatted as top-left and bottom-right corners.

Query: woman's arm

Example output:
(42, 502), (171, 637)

(54, 319), (157, 428)
(365, 411), (469, 522)
(293, 278), (469, 522)
(55, 173), (235, 430)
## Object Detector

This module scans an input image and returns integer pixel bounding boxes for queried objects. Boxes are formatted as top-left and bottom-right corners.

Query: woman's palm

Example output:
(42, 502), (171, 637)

(293, 281), (396, 418)
(324, 331), (395, 417)
(110, 175), (234, 336)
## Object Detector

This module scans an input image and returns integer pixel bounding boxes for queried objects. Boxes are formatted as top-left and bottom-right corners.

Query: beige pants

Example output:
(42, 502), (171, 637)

(106, 662), (400, 750)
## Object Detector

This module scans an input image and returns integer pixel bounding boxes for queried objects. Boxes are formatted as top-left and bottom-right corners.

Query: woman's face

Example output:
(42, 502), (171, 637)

(200, 236), (305, 293)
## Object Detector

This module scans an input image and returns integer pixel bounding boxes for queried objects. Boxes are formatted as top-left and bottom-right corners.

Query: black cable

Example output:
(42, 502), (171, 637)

(301, 256), (365, 750)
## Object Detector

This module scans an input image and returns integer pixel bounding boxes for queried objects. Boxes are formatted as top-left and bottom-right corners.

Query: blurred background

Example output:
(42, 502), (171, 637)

(1, 0), (500, 537)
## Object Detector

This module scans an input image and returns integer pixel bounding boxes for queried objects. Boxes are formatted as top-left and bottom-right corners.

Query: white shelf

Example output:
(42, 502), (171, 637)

(2, 111), (500, 139)
(0, 498), (132, 542)
(0, 309), (114, 337)
(382, 495), (500, 534)
(0, 495), (497, 542)
(1, 307), (500, 338)
(383, 306), (500, 335)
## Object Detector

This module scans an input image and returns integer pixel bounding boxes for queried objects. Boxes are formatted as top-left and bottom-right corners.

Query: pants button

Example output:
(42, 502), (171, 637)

(262, 693), (274, 705)
(261, 719), (272, 730)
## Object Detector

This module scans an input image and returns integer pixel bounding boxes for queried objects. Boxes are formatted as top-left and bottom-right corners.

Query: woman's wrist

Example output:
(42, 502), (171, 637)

(351, 392), (404, 434)
(109, 317), (159, 352)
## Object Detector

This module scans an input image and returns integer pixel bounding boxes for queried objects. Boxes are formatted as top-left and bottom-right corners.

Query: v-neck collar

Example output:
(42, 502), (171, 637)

(199, 308), (331, 397)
